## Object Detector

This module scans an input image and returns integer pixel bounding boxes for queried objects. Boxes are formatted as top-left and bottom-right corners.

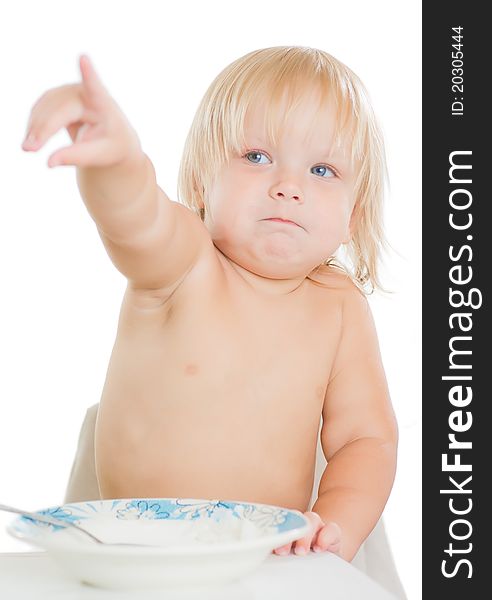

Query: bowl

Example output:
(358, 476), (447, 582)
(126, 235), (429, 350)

(7, 497), (309, 590)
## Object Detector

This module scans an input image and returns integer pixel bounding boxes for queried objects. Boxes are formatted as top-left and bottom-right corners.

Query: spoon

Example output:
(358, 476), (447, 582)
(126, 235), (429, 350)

(0, 502), (153, 547)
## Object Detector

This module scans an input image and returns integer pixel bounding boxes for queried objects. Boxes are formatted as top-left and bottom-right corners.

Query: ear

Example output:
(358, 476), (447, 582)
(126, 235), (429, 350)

(197, 195), (206, 221)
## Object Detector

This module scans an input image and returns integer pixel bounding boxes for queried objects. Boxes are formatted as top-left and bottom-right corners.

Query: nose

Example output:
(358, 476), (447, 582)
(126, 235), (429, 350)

(268, 179), (303, 203)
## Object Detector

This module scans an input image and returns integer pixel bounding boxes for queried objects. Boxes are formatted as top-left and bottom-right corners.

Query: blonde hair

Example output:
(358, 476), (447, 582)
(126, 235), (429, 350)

(177, 46), (389, 293)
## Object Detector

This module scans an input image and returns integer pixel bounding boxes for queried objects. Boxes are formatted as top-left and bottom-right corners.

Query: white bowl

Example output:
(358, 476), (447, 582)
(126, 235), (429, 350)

(7, 497), (309, 590)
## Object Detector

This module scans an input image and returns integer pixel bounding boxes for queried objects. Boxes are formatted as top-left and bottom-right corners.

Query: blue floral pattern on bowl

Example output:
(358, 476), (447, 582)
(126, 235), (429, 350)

(12, 497), (307, 540)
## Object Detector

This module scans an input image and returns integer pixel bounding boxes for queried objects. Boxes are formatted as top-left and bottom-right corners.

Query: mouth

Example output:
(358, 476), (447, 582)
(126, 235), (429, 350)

(262, 218), (302, 228)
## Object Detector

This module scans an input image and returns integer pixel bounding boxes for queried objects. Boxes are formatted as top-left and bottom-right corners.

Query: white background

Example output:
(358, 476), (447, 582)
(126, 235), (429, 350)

(0, 1), (421, 598)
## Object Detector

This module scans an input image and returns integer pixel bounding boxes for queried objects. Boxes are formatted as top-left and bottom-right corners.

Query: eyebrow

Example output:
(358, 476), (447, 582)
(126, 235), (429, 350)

(244, 140), (345, 156)
(319, 144), (350, 158)
(319, 151), (351, 169)
(242, 137), (269, 148)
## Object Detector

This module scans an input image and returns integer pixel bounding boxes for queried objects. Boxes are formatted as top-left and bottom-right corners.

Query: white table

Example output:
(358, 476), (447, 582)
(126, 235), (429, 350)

(0, 550), (397, 599)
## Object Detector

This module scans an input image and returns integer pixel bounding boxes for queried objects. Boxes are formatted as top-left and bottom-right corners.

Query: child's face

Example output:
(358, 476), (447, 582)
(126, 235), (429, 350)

(204, 92), (356, 280)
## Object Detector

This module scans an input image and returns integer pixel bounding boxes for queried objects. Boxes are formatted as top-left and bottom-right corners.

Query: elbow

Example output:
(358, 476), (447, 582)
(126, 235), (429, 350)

(378, 413), (399, 461)
(389, 415), (399, 461)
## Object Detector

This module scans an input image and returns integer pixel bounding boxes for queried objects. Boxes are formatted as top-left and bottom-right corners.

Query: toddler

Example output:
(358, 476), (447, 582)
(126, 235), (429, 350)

(22, 46), (398, 561)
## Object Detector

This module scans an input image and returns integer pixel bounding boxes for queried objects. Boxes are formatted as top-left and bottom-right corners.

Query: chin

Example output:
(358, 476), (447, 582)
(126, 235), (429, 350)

(242, 259), (312, 280)
(216, 240), (320, 279)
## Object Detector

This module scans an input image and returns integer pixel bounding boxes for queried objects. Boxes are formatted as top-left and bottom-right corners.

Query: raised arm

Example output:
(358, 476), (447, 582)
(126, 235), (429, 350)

(77, 153), (210, 293)
(312, 287), (398, 561)
(22, 55), (210, 293)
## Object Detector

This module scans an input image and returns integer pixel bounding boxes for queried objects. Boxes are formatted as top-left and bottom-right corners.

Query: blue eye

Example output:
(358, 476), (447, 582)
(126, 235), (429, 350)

(245, 151), (271, 164)
(311, 165), (336, 178)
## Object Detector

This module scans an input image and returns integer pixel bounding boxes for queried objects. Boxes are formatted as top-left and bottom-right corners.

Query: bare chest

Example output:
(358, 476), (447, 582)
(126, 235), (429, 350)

(96, 257), (341, 505)
(112, 278), (339, 423)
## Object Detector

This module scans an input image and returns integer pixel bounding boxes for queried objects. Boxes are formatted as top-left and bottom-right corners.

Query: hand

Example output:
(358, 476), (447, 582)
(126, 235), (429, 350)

(21, 54), (142, 169)
(273, 511), (341, 556)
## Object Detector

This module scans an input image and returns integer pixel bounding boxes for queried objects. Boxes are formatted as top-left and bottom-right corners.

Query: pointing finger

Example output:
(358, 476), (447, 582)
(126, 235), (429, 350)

(79, 54), (108, 103)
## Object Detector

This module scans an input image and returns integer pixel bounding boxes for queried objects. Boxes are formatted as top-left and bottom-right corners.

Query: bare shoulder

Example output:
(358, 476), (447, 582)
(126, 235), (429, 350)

(307, 264), (367, 307)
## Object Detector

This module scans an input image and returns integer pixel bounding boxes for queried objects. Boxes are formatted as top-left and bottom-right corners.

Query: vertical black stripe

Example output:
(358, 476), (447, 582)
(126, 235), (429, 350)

(423, 3), (488, 597)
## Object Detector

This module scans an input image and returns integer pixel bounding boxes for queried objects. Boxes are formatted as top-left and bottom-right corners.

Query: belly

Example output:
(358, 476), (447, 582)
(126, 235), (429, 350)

(95, 359), (322, 510)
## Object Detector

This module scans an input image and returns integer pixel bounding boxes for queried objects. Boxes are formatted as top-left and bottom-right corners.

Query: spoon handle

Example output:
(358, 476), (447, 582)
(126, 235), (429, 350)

(0, 502), (103, 544)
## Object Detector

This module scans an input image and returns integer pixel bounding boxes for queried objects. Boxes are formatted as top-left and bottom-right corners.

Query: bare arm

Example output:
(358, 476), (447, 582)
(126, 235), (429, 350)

(77, 152), (210, 292)
(76, 150), (155, 244)
(23, 55), (210, 293)
(312, 287), (398, 561)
